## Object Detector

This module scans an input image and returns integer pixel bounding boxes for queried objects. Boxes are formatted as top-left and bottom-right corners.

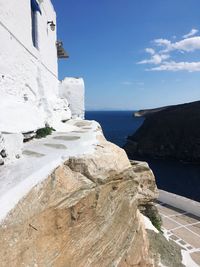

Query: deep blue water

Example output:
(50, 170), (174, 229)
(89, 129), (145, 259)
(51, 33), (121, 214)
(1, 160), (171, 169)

(86, 111), (200, 202)
(86, 111), (144, 147)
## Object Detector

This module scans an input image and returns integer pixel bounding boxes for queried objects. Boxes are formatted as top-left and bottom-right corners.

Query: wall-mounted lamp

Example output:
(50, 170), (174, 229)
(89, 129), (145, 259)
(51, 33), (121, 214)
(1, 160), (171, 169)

(47, 21), (56, 31)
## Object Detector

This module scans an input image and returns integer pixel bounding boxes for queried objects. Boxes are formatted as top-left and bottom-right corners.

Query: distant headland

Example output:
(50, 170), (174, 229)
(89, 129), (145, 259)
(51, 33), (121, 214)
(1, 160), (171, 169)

(124, 100), (200, 163)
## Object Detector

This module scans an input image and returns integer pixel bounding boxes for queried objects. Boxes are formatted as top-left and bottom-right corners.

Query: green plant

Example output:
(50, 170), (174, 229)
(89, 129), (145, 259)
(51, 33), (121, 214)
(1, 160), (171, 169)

(35, 126), (55, 139)
(149, 213), (162, 233)
(142, 204), (162, 232)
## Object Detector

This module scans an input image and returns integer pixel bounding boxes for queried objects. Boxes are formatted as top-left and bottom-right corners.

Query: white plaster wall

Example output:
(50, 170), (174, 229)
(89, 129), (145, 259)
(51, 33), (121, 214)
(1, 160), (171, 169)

(3, 133), (24, 161)
(0, 0), (34, 51)
(0, 0), (57, 76)
(159, 190), (200, 217)
(0, 132), (23, 164)
(0, 0), (71, 134)
(60, 77), (85, 119)
(37, 0), (58, 77)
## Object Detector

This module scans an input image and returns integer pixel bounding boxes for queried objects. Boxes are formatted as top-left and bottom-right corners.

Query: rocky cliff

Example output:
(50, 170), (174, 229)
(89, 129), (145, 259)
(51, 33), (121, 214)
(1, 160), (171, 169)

(0, 121), (191, 266)
(134, 105), (172, 117)
(0, 122), (164, 267)
(124, 101), (200, 162)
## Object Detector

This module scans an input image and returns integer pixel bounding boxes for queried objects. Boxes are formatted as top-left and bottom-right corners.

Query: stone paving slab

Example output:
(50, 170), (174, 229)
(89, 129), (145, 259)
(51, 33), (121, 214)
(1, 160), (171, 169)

(156, 204), (186, 216)
(188, 223), (200, 236)
(0, 120), (100, 223)
(162, 217), (180, 230)
(171, 228), (200, 248)
(155, 201), (200, 266)
(191, 252), (200, 265)
(171, 213), (200, 225)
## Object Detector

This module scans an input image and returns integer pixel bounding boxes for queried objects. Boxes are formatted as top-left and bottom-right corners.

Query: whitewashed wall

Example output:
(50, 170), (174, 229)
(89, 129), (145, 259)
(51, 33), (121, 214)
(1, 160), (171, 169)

(0, 0), (71, 134)
(0, 0), (74, 162)
(60, 77), (85, 119)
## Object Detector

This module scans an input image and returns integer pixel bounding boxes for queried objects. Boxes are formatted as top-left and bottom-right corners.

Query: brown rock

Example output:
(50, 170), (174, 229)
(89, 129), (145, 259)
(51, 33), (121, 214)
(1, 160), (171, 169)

(0, 139), (158, 267)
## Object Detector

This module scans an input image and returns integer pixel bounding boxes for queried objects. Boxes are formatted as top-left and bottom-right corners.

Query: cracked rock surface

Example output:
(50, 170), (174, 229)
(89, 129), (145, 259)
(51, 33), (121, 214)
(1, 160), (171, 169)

(0, 131), (160, 267)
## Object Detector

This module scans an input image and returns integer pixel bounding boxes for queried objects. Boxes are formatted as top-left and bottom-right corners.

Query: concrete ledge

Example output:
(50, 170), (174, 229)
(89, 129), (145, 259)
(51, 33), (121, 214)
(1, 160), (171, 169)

(158, 189), (200, 218)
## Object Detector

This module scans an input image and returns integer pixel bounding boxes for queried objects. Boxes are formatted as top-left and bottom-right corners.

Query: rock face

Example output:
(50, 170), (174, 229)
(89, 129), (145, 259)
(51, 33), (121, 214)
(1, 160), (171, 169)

(147, 230), (184, 267)
(124, 100), (200, 162)
(0, 136), (159, 267)
(134, 105), (172, 117)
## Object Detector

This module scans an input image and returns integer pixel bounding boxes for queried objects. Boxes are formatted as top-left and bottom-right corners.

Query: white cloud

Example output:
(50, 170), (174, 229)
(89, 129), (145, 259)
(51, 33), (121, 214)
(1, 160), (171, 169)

(121, 81), (144, 86)
(145, 48), (155, 55)
(138, 53), (170, 65)
(183, 28), (198, 39)
(121, 81), (133, 85)
(150, 61), (200, 72)
(138, 28), (200, 72)
(154, 36), (200, 53)
(137, 82), (144, 86)
(172, 36), (200, 52)
(154, 38), (172, 48)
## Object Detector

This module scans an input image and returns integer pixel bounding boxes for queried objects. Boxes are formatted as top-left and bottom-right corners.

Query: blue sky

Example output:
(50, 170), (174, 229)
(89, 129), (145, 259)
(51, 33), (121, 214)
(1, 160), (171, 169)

(52, 0), (200, 110)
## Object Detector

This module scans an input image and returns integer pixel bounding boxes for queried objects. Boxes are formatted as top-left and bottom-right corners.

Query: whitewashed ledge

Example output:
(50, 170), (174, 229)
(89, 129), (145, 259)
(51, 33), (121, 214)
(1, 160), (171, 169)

(158, 189), (200, 218)
(0, 120), (101, 223)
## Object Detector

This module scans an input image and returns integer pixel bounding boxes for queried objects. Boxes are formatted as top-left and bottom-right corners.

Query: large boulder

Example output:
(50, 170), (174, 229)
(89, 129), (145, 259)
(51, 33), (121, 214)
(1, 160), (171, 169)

(0, 137), (158, 267)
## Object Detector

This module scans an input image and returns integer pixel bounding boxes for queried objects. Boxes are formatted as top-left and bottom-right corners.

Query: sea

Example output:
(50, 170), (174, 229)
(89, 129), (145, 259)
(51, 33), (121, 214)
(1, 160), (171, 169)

(86, 111), (200, 202)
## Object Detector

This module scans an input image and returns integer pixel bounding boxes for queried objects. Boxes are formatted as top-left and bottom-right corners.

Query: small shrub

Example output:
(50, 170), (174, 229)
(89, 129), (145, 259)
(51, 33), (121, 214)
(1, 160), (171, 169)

(141, 204), (162, 232)
(149, 213), (162, 233)
(36, 126), (55, 139)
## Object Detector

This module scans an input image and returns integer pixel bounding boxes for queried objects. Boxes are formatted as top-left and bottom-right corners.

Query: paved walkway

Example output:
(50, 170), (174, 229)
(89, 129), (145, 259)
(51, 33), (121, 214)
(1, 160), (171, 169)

(155, 201), (200, 266)
(0, 120), (99, 222)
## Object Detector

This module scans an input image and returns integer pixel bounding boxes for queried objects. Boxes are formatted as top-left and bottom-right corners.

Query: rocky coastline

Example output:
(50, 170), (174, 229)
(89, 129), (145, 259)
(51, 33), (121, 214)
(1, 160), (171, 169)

(124, 101), (200, 163)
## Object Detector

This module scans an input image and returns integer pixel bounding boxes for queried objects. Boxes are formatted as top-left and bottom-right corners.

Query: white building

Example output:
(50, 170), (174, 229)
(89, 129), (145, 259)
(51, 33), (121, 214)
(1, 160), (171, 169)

(60, 77), (85, 119)
(0, 0), (85, 162)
